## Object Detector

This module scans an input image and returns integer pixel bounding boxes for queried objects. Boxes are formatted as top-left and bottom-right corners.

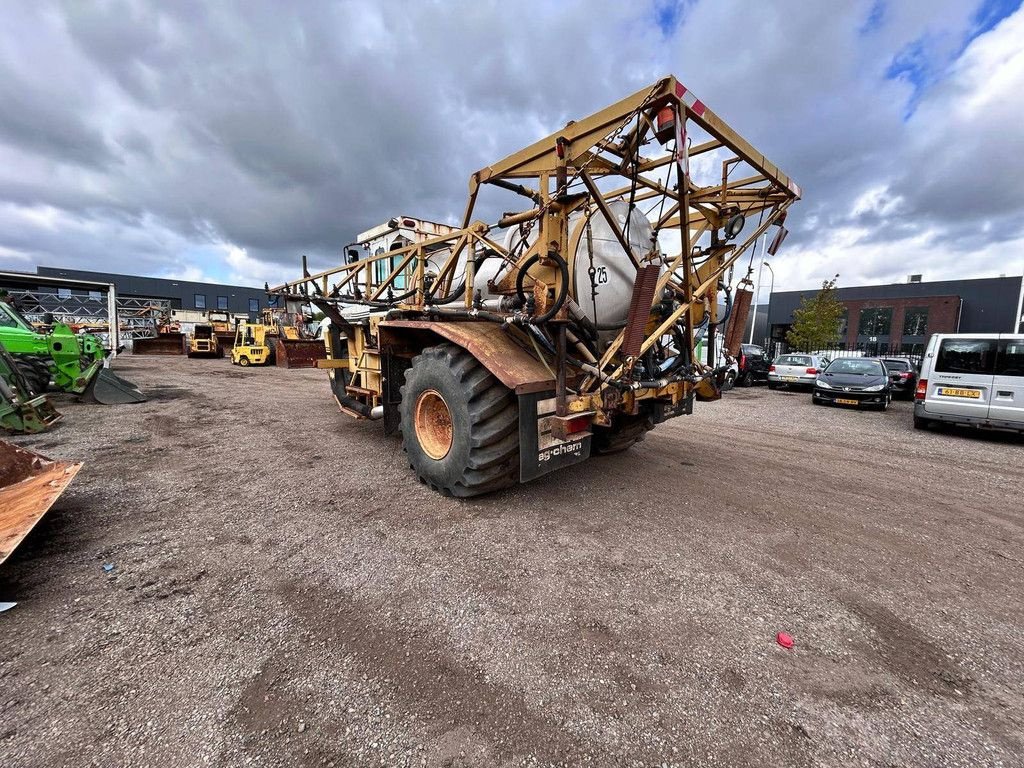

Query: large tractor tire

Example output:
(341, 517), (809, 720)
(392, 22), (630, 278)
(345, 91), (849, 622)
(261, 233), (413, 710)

(400, 344), (519, 497)
(592, 412), (653, 455)
(13, 356), (51, 396)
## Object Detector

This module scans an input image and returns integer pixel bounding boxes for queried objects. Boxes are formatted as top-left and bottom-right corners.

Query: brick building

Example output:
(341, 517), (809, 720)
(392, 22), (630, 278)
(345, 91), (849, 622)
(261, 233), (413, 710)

(759, 275), (1024, 354)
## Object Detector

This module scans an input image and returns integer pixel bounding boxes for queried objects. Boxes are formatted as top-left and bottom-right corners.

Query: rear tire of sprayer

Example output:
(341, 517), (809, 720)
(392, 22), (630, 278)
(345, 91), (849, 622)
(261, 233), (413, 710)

(400, 343), (519, 497)
(592, 412), (653, 455)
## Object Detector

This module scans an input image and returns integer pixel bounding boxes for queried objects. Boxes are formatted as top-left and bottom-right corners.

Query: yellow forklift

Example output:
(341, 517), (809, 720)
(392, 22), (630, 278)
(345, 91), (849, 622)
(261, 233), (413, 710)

(230, 321), (272, 366)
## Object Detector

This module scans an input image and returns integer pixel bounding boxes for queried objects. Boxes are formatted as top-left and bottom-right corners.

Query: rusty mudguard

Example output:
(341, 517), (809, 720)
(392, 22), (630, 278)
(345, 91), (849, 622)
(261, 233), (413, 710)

(0, 439), (81, 566)
(378, 320), (555, 395)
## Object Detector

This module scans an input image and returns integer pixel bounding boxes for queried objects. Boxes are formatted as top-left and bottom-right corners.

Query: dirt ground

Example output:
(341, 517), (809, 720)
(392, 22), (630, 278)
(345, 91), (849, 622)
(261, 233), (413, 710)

(2, 355), (1023, 767)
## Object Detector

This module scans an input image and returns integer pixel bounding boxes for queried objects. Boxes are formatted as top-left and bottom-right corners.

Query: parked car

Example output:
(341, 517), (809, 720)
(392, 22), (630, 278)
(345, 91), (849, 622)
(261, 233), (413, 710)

(767, 353), (826, 390)
(881, 357), (919, 399)
(737, 343), (770, 386)
(812, 357), (892, 410)
(913, 334), (1024, 433)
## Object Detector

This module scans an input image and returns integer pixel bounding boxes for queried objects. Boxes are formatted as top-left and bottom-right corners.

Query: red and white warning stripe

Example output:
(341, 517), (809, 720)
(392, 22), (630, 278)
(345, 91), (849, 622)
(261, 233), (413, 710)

(674, 82), (706, 117)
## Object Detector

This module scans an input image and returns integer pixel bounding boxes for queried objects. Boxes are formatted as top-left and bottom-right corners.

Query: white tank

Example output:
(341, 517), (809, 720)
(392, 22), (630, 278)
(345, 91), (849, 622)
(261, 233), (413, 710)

(472, 200), (658, 327)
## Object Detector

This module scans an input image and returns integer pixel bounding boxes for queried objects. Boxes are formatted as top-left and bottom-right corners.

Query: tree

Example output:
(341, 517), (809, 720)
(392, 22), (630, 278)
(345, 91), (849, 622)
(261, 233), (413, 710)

(785, 277), (845, 351)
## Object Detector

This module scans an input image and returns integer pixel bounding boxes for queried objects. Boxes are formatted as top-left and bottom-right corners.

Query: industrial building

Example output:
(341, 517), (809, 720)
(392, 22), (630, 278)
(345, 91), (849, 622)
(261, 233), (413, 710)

(748, 274), (1024, 352)
(34, 266), (274, 317)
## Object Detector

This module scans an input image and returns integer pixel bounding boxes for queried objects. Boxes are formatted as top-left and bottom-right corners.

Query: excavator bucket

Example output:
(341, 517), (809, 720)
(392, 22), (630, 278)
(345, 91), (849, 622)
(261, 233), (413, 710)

(87, 368), (147, 405)
(0, 440), (81, 566)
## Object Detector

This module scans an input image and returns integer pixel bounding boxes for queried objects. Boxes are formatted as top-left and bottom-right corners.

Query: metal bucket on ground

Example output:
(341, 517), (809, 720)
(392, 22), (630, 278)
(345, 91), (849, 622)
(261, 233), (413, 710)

(86, 368), (147, 405)
(275, 338), (328, 368)
(0, 440), (81, 565)
(132, 333), (186, 355)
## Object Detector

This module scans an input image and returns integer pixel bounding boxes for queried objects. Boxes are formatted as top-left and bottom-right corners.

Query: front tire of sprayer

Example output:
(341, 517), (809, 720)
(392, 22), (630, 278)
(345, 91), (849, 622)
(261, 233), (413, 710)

(400, 344), (520, 497)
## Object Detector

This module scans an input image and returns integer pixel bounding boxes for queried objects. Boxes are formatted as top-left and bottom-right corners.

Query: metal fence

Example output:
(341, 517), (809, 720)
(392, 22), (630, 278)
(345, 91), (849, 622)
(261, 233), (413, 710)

(756, 338), (926, 368)
(3, 289), (172, 345)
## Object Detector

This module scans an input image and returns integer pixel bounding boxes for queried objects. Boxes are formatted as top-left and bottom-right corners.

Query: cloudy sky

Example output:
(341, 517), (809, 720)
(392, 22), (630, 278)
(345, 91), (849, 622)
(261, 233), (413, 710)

(1, 0), (1022, 295)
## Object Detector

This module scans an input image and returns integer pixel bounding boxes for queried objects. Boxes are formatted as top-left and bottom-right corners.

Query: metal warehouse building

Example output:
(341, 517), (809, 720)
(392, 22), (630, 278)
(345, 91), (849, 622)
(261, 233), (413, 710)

(34, 266), (273, 317)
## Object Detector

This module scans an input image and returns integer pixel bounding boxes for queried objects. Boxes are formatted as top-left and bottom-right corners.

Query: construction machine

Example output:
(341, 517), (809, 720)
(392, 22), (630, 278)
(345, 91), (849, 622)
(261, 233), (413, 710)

(231, 321), (272, 366)
(0, 341), (62, 433)
(187, 323), (225, 358)
(132, 313), (186, 355)
(270, 75), (800, 496)
(0, 299), (145, 404)
(1, 439), (81, 565)
(259, 306), (328, 368)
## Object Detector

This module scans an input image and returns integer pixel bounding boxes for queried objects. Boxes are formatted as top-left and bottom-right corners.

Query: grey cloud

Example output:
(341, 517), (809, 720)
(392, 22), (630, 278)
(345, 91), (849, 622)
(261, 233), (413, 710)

(0, 0), (1021, 289)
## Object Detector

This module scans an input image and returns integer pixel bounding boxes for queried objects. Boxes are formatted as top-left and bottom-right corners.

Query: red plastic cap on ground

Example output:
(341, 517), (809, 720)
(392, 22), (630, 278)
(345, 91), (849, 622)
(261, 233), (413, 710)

(776, 632), (794, 649)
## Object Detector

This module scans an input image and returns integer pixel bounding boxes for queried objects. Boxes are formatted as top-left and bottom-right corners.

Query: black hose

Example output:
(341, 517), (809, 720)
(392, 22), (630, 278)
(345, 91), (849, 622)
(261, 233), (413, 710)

(515, 252), (570, 324)
(525, 323), (630, 391)
(709, 283), (733, 329)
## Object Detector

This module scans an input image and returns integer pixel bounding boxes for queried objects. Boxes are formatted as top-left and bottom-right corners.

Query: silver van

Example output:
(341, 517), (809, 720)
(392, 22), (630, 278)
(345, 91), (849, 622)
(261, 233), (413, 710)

(914, 333), (1024, 433)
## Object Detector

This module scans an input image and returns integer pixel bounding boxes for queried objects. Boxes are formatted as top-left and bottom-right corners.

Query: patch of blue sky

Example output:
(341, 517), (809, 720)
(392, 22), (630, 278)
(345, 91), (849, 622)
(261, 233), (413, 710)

(885, 0), (1021, 119)
(859, 0), (886, 34)
(654, 0), (684, 36)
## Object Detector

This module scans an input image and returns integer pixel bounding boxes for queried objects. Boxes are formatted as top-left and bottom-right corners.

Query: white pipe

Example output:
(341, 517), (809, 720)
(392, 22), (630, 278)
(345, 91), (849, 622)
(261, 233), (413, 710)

(748, 238), (768, 344)
(1014, 272), (1024, 334)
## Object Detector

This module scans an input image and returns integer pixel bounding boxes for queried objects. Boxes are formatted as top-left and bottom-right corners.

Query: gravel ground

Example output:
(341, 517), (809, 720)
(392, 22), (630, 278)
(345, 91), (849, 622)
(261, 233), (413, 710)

(2, 355), (1023, 767)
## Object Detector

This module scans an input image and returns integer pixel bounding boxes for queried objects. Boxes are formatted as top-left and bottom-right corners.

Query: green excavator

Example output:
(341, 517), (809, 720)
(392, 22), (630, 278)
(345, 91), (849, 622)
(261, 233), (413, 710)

(0, 298), (145, 405)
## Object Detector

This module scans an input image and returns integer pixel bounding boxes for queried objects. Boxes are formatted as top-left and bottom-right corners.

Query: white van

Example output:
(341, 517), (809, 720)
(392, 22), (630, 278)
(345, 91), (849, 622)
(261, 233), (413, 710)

(914, 333), (1024, 433)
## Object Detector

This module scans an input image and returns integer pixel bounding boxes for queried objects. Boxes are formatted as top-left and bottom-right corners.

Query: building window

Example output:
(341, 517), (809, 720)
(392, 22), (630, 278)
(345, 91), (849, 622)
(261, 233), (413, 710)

(903, 307), (929, 337)
(88, 290), (102, 301)
(836, 310), (848, 340)
(57, 287), (71, 299)
(194, 294), (206, 309)
(217, 295), (228, 310)
(858, 307), (892, 337)
(249, 298), (259, 313)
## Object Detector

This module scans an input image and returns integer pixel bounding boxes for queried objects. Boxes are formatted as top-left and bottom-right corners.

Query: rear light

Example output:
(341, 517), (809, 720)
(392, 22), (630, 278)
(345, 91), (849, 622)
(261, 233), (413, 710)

(806, 367), (817, 374)
(740, 354), (747, 368)
(899, 372), (911, 378)
(915, 379), (927, 400)
(769, 364), (776, 372)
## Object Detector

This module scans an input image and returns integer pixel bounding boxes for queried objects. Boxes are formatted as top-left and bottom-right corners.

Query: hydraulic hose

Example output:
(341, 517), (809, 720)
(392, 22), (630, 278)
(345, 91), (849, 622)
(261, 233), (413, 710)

(525, 323), (630, 391)
(515, 252), (570, 324)
(709, 283), (734, 329)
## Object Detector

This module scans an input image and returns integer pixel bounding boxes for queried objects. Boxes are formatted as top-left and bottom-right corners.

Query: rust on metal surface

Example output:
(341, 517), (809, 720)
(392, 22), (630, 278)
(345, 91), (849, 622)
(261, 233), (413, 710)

(380, 320), (555, 394)
(275, 338), (328, 369)
(621, 264), (662, 360)
(724, 287), (752, 356)
(0, 439), (81, 565)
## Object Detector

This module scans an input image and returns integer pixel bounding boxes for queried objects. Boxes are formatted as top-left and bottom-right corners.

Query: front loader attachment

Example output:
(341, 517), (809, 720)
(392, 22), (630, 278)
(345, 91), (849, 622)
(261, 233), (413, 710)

(0, 439), (81, 566)
(275, 338), (328, 369)
(86, 367), (147, 405)
(132, 333), (186, 355)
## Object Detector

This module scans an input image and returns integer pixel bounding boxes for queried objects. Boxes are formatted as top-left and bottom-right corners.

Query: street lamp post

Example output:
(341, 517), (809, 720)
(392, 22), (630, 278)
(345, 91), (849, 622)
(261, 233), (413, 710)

(748, 237), (768, 344)
(762, 260), (775, 339)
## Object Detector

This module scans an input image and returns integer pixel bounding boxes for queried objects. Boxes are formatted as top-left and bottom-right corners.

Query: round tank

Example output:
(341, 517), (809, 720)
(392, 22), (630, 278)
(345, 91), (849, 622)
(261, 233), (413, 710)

(472, 200), (658, 328)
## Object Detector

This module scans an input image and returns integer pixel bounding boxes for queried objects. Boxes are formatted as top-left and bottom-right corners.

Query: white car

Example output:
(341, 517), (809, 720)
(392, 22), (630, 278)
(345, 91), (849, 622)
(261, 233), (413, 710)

(768, 353), (827, 390)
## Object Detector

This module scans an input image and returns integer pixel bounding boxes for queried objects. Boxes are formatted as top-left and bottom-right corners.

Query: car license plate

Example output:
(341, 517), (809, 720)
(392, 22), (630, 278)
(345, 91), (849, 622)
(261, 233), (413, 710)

(835, 398), (859, 405)
(783, 376), (799, 382)
(938, 387), (981, 399)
